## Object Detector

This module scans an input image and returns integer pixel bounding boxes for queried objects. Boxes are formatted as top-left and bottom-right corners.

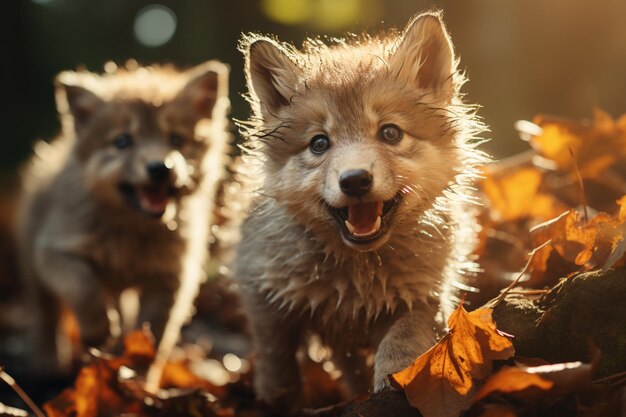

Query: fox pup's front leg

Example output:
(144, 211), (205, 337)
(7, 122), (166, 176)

(137, 281), (177, 340)
(243, 290), (303, 411)
(34, 250), (110, 355)
(373, 310), (440, 392)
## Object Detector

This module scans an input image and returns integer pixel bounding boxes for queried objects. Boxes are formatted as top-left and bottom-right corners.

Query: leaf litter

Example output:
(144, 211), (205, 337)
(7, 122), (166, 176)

(2, 110), (626, 417)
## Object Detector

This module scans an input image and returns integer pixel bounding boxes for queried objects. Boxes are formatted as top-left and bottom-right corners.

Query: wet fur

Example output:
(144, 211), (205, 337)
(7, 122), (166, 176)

(233, 11), (488, 410)
(18, 61), (230, 372)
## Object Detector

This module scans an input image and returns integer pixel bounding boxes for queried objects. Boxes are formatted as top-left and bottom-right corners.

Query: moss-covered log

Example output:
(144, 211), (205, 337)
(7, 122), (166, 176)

(492, 268), (626, 376)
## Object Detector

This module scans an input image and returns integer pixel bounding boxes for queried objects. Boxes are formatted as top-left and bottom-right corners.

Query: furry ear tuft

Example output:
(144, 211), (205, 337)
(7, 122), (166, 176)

(244, 38), (299, 119)
(390, 12), (456, 95)
(55, 73), (105, 130)
(179, 61), (229, 119)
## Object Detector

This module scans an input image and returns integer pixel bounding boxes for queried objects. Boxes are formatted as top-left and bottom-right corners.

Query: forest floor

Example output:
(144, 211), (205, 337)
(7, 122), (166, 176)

(0, 110), (625, 417)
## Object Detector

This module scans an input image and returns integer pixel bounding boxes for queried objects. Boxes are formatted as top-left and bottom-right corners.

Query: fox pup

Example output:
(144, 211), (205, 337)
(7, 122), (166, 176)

(234, 12), (487, 408)
(18, 61), (230, 371)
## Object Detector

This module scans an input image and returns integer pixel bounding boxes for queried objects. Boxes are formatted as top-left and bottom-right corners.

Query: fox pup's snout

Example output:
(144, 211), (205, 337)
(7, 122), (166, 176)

(118, 157), (178, 218)
(329, 167), (398, 251)
(147, 160), (171, 183)
(339, 169), (372, 197)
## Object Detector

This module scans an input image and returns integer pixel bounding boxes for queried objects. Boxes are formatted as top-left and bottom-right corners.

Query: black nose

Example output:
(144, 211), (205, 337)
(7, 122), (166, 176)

(147, 161), (171, 183)
(339, 169), (373, 197)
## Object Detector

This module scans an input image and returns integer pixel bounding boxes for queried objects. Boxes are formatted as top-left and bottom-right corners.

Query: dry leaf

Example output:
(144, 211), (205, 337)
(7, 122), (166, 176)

(472, 366), (554, 403)
(124, 328), (156, 361)
(482, 167), (566, 222)
(391, 306), (514, 417)
(529, 109), (626, 178)
(44, 362), (137, 417)
(161, 360), (226, 396)
(528, 208), (626, 286)
(44, 329), (173, 417)
(473, 360), (593, 404)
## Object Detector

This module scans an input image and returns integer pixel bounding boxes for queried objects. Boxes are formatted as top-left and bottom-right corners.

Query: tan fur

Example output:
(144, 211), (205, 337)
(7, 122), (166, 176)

(18, 61), (230, 373)
(233, 11), (488, 410)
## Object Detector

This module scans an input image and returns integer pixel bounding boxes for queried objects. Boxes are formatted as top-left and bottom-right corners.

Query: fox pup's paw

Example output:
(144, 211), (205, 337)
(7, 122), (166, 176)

(255, 381), (302, 415)
(373, 374), (397, 394)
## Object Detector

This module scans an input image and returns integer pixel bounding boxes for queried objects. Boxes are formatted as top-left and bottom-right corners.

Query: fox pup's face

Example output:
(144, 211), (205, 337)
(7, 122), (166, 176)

(245, 15), (465, 251)
(56, 62), (228, 219)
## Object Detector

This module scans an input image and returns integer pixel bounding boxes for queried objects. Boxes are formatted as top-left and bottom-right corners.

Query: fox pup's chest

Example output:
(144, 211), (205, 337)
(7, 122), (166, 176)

(88, 226), (186, 287)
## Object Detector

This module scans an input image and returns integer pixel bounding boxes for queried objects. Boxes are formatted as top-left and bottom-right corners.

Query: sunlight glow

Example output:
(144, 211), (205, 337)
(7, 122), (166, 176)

(261, 0), (312, 25)
(134, 5), (177, 47)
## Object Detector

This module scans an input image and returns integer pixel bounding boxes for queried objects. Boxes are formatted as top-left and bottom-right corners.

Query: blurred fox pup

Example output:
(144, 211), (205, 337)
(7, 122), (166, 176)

(235, 11), (487, 409)
(18, 61), (230, 371)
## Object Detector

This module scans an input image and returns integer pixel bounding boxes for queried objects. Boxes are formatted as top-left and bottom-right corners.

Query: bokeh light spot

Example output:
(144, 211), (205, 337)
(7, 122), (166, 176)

(222, 353), (242, 372)
(314, 0), (361, 30)
(261, 0), (312, 25)
(134, 5), (177, 47)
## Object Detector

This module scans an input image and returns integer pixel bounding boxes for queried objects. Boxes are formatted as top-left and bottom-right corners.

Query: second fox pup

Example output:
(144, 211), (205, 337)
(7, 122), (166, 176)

(18, 61), (230, 371)
(235, 12), (487, 407)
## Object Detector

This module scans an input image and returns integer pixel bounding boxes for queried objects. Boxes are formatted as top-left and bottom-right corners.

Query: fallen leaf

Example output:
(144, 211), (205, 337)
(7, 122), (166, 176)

(391, 306), (514, 417)
(44, 330), (157, 417)
(124, 327), (156, 362)
(482, 167), (566, 222)
(472, 360), (593, 404)
(161, 360), (226, 396)
(528, 208), (625, 286)
(472, 366), (554, 403)
(529, 109), (626, 178)
(525, 361), (594, 393)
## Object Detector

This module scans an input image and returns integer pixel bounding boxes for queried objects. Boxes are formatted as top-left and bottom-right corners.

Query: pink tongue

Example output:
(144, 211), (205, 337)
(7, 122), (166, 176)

(137, 186), (169, 213)
(348, 201), (383, 234)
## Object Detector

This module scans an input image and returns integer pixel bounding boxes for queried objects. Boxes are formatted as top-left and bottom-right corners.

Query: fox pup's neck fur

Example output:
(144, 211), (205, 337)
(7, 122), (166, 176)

(18, 61), (230, 373)
(234, 11), (487, 409)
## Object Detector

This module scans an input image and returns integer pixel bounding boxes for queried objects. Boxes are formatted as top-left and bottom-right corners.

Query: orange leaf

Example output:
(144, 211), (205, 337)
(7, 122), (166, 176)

(391, 306), (514, 417)
(473, 360), (593, 404)
(529, 208), (625, 286)
(44, 330), (156, 417)
(481, 167), (565, 222)
(161, 361), (226, 396)
(530, 109), (626, 178)
(472, 366), (553, 403)
(43, 363), (131, 417)
(124, 328), (156, 361)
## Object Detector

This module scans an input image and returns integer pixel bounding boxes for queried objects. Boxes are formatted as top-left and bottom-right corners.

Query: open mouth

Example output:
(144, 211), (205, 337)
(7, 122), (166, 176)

(118, 182), (176, 218)
(327, 194), (401, 244)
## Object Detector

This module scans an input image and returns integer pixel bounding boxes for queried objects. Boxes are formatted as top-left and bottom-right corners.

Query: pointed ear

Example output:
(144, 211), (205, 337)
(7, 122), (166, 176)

(178, 61), (229, 119)
(390, 13), (456, 95)
(244, 38), (299, 119)
(55, 72), (105, 130)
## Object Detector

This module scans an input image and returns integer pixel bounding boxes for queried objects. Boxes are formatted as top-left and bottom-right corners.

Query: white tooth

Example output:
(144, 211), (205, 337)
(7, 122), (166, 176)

(345, 216), (382, 237)
(373, 216), (381, 232)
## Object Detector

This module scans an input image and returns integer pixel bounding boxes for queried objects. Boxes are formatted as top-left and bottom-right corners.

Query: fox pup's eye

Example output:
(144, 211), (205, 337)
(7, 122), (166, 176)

(380, 124), (403, 144)
(309, 135), (330, 154)
(169, 133), (186, 148)
(113, 133), (133, 149)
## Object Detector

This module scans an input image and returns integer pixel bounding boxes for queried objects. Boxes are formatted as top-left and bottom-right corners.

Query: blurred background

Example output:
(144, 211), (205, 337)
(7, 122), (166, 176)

(1, 0), (626, 407)
(3, 0), (626, 179)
